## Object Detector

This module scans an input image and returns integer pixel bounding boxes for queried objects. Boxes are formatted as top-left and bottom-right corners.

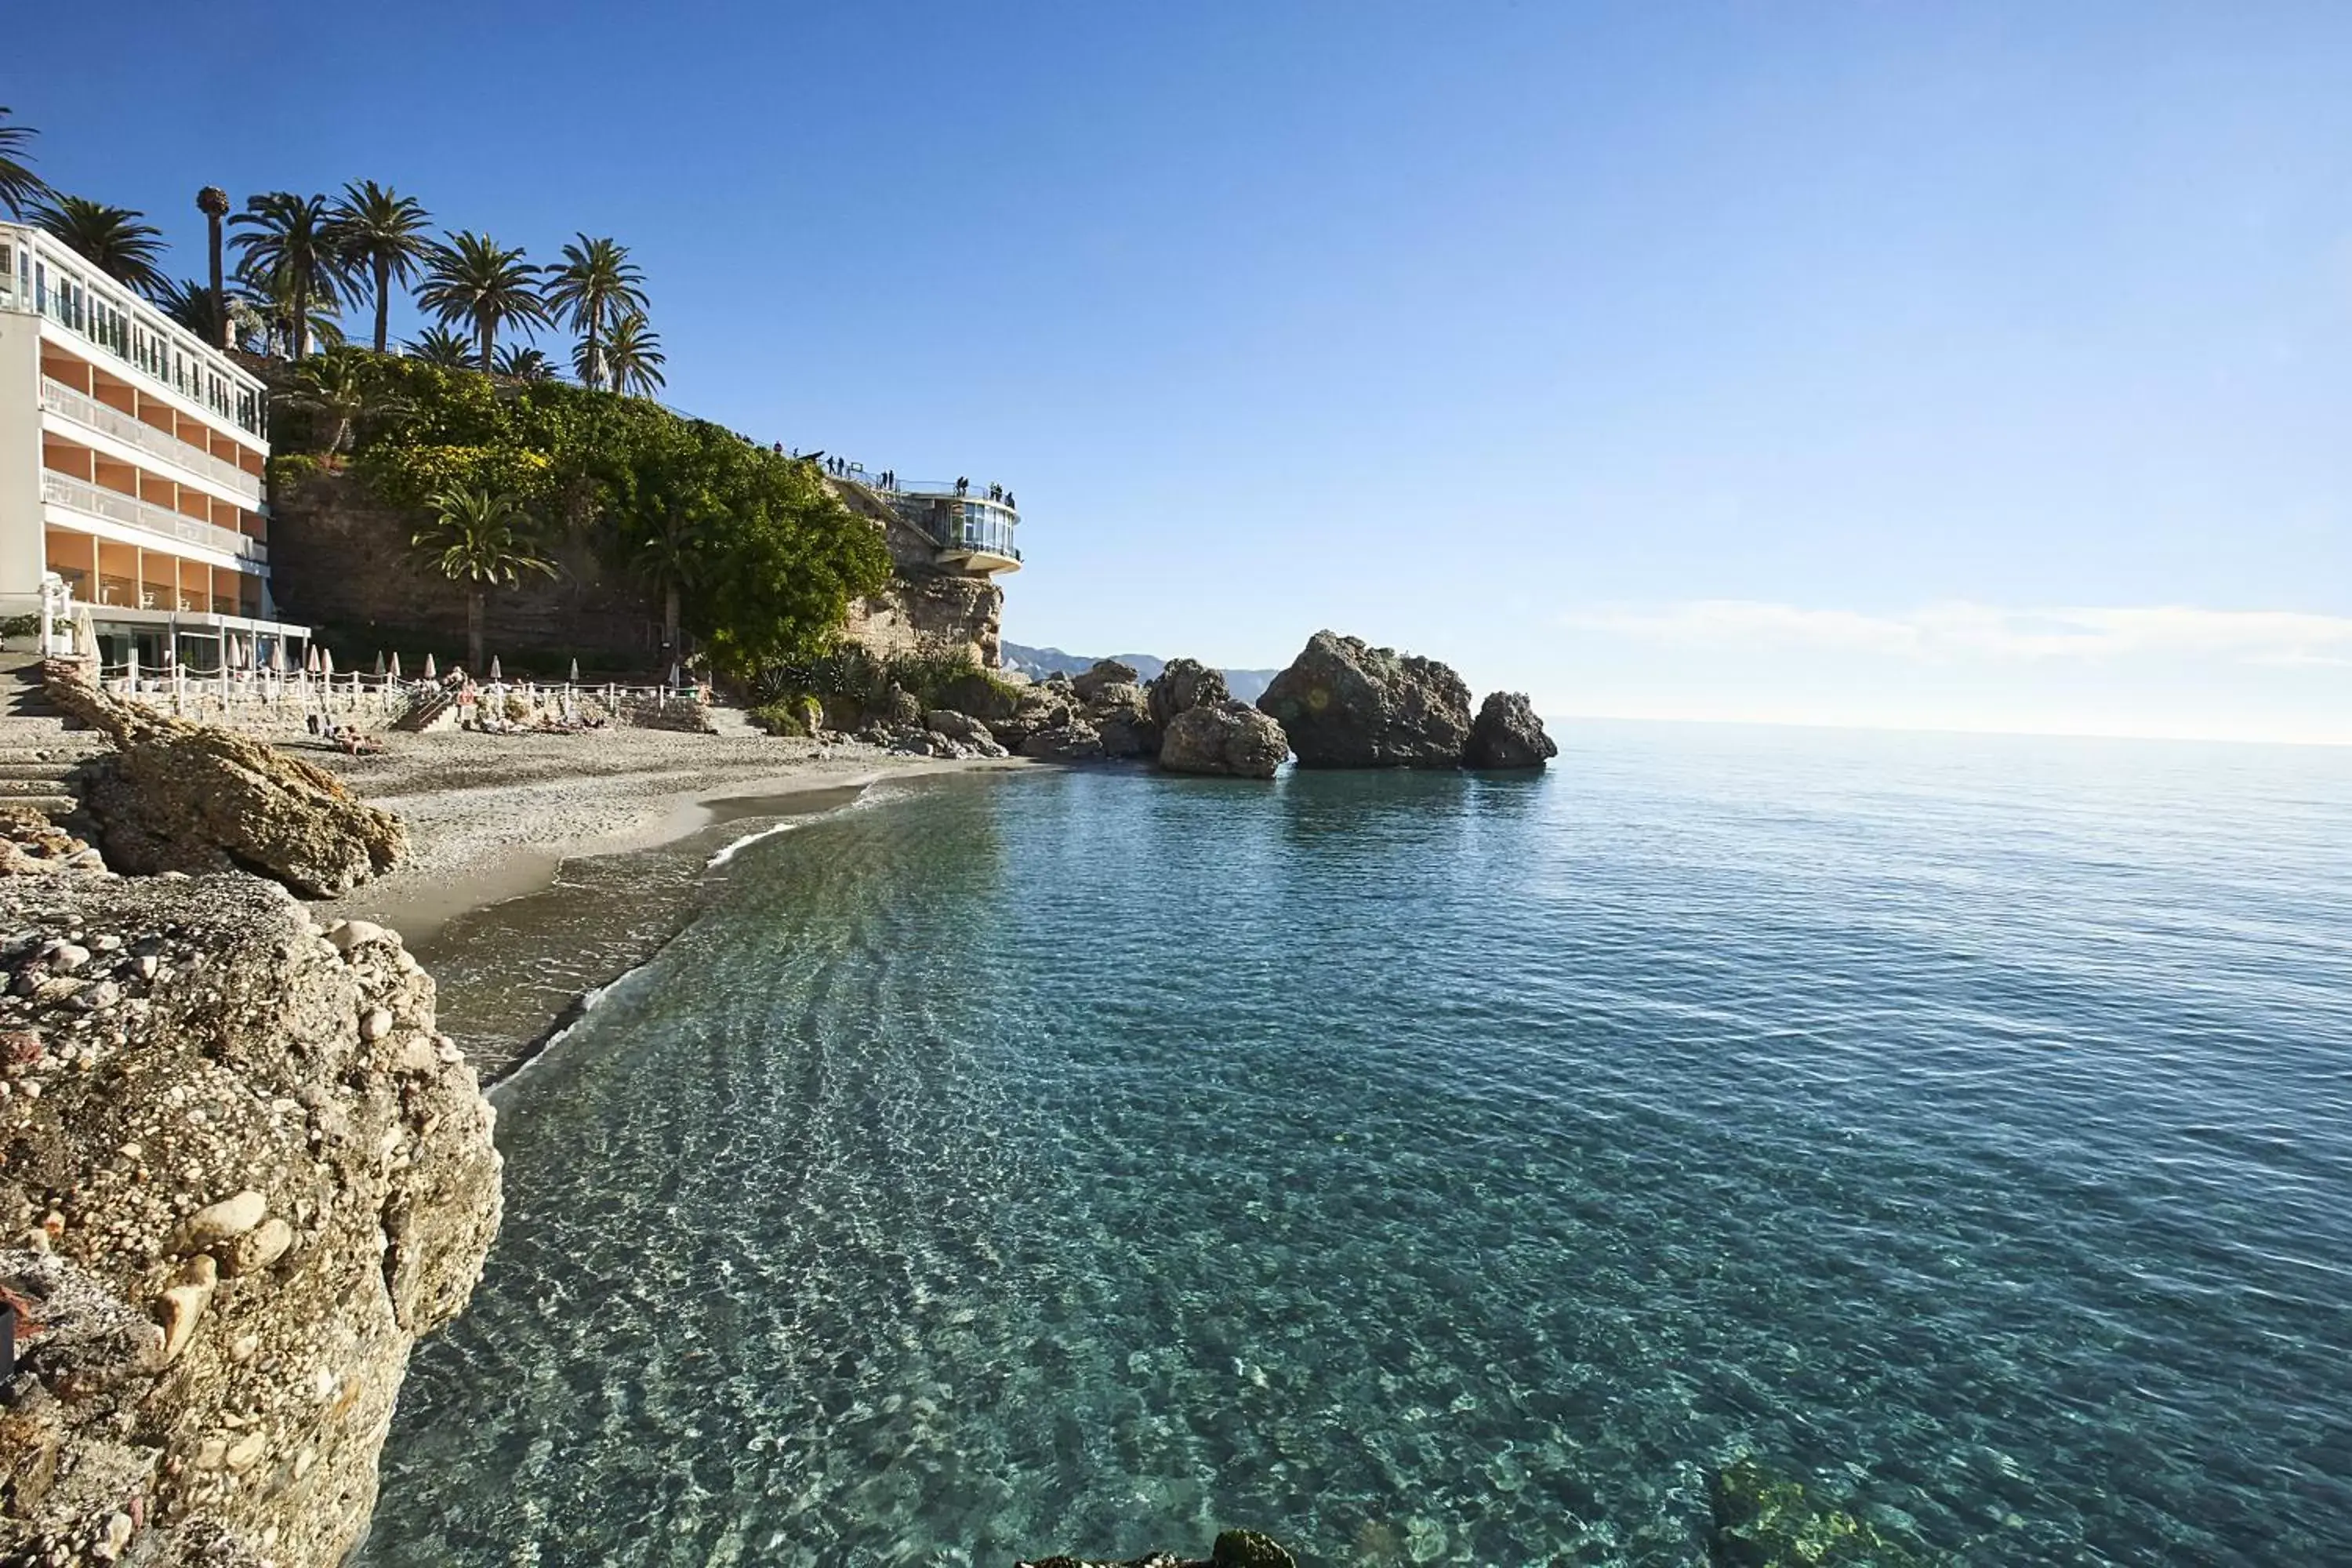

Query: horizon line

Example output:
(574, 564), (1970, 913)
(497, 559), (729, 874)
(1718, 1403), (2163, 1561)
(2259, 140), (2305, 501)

(1537, 709), (2352, 751)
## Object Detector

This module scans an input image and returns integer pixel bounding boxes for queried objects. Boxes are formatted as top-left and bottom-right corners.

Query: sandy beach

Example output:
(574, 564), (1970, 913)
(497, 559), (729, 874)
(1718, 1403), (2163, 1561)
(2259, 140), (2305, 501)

(303, 725), (1021, 946)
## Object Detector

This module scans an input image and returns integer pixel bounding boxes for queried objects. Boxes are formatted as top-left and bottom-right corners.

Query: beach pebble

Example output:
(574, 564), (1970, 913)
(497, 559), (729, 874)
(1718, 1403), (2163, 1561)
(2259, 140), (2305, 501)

(169, 1190), (267, 1255)
(326, 920), (387, 954)
(45, 942), (90, 973)
(360, 1008), (394, 1042)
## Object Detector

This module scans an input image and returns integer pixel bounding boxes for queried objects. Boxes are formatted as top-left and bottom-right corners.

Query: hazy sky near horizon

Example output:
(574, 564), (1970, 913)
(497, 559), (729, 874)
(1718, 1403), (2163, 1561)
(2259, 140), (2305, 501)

(21, 2), (2352, 742)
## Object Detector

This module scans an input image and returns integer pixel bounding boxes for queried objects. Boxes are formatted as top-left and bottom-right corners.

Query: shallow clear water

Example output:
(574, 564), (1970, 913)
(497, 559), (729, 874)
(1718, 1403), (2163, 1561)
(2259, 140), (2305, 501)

(358, 724), (2352, 1566)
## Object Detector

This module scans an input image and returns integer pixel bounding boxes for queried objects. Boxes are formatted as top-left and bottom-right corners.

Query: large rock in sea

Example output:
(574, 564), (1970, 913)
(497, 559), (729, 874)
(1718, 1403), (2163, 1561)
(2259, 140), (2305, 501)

(1255, 631), (1472, 768)
(0, 870), (500, 1567)
(1158, 701), (1290, 779)
(45, 665), (405, 898)
(1146, 657), (1231, 731)
(1464, 691), (1557, 770)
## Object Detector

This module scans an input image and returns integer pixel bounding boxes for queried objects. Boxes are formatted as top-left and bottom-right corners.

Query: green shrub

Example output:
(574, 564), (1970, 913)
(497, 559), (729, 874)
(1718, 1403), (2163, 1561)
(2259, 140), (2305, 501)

(267, 452), (322, 492)
(296, 350), (889, 678)
(749, 694), (826, 737)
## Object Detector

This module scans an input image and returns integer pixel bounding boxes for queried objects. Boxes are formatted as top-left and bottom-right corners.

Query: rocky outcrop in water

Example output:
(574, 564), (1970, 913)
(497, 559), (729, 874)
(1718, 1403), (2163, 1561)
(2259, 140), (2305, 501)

(44, 664), (405, 898)
(1157, 702), (1290, 779)
(0, 872), (500, 1567)
(1145, 658), (1230, 732)
(1255, 632), (1473, 768)
(1464, 691), (1557, 770)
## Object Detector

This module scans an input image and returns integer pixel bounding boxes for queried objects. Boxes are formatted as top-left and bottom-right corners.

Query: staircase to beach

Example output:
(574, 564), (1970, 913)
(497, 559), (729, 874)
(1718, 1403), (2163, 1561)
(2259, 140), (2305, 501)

(0, 654), (103, 822)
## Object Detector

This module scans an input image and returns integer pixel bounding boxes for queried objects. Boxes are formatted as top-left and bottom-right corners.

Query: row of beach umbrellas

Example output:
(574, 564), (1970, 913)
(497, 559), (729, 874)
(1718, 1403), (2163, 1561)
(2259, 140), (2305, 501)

(121, 641), (687, 689)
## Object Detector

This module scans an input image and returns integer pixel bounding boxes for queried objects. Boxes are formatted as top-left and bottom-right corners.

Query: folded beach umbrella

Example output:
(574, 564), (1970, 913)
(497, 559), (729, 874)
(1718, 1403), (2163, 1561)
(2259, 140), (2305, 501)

(491, 655), (503, 681)
(374, 650), (386, 678)
(390, 652), (402, 681)
(272, 640), (286, 673)
(125, 648), (138, 686)
(321, 647), (335, 679)
(306, 645), (319, 674)
(423, 653), (437, 681)
(569, 657), (579, 684)
(669, 662), (681, 688)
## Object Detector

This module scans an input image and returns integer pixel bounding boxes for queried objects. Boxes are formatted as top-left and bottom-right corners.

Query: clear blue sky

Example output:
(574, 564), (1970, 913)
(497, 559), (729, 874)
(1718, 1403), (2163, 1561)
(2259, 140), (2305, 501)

(22, 2), (2352, 740)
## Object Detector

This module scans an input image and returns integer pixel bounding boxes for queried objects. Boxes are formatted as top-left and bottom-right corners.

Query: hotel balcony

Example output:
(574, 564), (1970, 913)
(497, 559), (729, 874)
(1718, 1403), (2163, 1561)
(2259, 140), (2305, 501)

(0, 222), (269, 445)
(883, 482), (1023, 575)
(38, 370), (264, 506)
(42, 468), (267, 564)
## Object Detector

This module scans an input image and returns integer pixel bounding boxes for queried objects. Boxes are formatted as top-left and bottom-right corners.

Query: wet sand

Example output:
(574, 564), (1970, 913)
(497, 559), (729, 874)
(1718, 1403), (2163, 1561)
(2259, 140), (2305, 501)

(299, 728), (1026, 1076)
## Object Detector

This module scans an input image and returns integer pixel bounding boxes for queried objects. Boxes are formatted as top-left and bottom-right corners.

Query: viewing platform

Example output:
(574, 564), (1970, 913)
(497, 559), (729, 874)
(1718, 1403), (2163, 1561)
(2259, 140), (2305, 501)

(862, 474), (1022, 575)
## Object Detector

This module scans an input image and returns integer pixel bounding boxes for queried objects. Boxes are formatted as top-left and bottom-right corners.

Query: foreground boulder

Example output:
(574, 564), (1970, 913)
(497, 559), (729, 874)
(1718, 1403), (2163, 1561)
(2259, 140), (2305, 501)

(1464, 691), (1557, 769)
(0, 871), (500, 1567)
(1255, 631), (1472, 768)
(45, 665), (405, 898)
(1145, 658), (1231, 731)
(1158, 701), (1290, 779)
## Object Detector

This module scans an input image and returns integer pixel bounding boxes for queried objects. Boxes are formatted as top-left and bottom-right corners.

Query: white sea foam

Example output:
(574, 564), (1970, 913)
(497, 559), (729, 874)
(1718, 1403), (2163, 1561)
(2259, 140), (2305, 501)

(706, 818), (803, 869)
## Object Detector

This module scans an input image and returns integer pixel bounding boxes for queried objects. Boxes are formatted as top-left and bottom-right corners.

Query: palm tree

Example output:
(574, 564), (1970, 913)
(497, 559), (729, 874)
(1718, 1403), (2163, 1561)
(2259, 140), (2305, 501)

(416, 231), (549, 369)
(30, 196), (169, 296)
(405, 325), (477, 367)
(0, 109), (48, 219)
(325, 181), (433, 354)
(197, 187), (232, 350)
(543, 235), (648, 392)
(493, 343), (557, 382)
(289, 351), (412, 455)
(598, 310), (667, 397)
(230, 192), (349, 360)
(235, 263), (344, 358)
(633, 509), (705, 657)
(156, 278), (239, 348)
(412, 488), (557, 670)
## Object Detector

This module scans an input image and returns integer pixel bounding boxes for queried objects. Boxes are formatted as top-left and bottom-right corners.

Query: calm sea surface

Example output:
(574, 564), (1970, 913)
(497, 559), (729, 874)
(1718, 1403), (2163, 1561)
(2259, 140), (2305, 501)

(358, 723), (2352, 1566)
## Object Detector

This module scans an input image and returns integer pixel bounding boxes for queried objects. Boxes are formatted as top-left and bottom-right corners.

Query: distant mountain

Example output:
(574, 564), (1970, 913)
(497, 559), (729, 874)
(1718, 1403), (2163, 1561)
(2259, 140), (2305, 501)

(1001, 642), (1281, 705)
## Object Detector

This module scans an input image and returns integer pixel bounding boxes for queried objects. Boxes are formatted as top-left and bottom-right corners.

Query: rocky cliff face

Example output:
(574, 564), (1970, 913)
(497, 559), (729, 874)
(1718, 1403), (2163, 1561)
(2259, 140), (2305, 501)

(0, 873), (501, 1567)
(833, 482), (1006, 669)
(267, 469), (666, 665)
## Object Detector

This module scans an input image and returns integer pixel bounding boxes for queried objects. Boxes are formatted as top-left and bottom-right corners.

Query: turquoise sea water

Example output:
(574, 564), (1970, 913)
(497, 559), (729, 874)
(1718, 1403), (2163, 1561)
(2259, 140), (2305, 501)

(358, 724), (2352, 1566)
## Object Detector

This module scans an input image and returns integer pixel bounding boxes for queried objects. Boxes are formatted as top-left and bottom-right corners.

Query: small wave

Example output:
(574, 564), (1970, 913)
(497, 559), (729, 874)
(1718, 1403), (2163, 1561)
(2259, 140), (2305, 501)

(706, 818), (804, 869)
(492, 973), (630, 1092)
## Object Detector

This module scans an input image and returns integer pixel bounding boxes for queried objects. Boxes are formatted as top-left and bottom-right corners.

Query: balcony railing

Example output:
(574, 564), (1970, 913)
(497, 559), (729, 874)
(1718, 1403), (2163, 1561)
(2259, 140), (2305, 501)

(41, 470), (269, 564)
(0, 223), (268, 439)
(38, 377), (264, 502)
(944, 514), (1022, 562)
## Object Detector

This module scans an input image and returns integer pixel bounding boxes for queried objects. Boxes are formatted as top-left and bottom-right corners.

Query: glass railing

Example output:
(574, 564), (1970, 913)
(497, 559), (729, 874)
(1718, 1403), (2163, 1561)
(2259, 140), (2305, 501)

(949, 508), (1021, 561)
(38, 377), (265, 500)
(41, 470), (269, 564)
(0, 223), (268, 439)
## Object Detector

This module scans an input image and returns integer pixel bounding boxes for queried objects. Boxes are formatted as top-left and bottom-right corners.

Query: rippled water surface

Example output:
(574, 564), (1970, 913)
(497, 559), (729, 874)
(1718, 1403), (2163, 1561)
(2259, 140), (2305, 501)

(360, 725), (2352, 1565)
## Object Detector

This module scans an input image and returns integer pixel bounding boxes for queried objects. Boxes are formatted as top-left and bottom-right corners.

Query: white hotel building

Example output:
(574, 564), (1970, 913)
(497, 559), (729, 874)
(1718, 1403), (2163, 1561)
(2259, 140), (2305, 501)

(0, 221), (307, 668)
